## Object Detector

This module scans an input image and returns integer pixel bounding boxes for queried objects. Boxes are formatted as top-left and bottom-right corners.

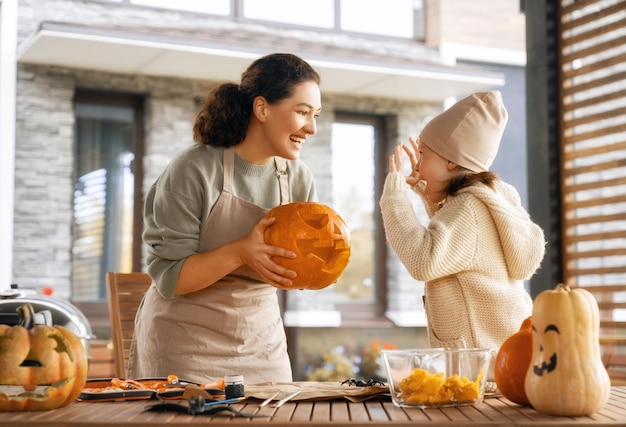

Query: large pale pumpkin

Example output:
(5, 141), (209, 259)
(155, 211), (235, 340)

(263, 202), (351, 290)
(494, 316), (532, 406)
(0, 304), (88, 411)
(524, 284), (610, 416)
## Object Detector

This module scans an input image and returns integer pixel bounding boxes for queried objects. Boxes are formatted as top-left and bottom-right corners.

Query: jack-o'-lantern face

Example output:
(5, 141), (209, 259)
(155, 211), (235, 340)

(264, 202), (351, 290)
(0, 316), (88, 411)
(530, 323), (558, 377)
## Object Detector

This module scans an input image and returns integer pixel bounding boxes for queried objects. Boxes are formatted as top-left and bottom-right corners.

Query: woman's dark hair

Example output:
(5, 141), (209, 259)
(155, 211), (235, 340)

(193, 53), (321, 146)
(446, 170), (499, 196)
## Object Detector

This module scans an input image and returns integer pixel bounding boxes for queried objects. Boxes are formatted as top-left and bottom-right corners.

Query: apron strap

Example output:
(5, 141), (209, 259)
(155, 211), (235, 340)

(223, 147), (235, 193)
(274, 157), (290, 205)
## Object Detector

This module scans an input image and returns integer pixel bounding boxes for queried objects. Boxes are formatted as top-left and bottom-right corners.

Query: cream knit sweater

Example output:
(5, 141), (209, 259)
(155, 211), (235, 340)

(380, 172), (545, 352)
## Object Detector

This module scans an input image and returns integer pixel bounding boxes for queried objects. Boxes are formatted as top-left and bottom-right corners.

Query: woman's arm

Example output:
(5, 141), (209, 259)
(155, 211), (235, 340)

(174, 216), (297, 295)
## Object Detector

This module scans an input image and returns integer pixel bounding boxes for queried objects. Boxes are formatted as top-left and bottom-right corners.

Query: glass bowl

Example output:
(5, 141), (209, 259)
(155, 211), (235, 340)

(380, 348), (494, 408)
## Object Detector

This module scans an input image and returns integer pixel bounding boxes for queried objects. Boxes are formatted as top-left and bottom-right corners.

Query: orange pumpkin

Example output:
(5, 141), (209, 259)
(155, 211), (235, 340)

(263, 202), (351, 290)
(0, 304), (88, 411)
(494, 316), (532, 406)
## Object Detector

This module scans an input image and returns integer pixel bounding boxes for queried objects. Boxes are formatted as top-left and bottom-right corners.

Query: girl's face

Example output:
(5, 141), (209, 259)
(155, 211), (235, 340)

(259, 81), (322, 161)
(416, 141), (457, 202)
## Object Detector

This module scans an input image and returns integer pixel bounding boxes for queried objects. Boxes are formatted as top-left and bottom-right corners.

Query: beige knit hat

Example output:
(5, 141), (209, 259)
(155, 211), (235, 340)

(419, 91), (508, 172)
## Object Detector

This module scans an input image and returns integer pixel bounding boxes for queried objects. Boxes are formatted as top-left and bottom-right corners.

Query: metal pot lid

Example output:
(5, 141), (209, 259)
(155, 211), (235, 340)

(0, 291), (96, 341)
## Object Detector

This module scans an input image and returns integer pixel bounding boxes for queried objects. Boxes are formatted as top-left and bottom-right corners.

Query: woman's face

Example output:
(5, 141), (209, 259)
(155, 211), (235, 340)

(260, 81), (321, 160)
(416, 141), (457, 202)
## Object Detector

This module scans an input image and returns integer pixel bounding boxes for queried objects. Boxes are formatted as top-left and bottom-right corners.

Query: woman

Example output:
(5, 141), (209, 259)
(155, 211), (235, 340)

(127, 53), (322, 384)
(379, 91), (545, 359)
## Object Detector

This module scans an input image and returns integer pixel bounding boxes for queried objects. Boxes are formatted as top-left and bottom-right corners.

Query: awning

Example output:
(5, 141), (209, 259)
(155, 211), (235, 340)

(17, 22), (505, 102)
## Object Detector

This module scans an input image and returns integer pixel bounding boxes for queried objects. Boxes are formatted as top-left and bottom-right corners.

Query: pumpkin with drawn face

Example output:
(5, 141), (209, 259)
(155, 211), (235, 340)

(263, 202), (351, 290)
(524, 284), (610, 416)
(0, 304), (88, 411)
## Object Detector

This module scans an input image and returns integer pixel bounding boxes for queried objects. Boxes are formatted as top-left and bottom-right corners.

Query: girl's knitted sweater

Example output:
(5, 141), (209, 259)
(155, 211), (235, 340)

(380, 171), (545, 351)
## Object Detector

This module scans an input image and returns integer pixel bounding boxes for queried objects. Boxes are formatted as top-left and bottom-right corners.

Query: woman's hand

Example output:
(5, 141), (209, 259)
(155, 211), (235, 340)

(238, 216), (297, 288)
(388, 137), (421, 187)
(175, 216), (297, 295)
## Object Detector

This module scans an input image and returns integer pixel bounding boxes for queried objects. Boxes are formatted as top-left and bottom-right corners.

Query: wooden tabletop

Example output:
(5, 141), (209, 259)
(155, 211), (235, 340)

(4, 386), (626, 426)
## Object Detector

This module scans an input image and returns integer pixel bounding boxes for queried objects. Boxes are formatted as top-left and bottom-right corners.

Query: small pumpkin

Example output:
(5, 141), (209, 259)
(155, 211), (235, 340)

(524, 283), (610, 416)
(263, 202), (351, 290)
(494, 316), (532, 406)
(0, 304), (88, 411)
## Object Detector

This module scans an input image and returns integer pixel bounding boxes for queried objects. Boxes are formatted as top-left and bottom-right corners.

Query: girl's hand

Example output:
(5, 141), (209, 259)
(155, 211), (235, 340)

(388, 137), (421, 187)
(238, 216), (297, 287)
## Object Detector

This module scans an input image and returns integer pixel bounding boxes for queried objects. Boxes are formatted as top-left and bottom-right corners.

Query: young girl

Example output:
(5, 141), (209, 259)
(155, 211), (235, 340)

(128, 53), (321, 384)
(379, 91), (545, 355)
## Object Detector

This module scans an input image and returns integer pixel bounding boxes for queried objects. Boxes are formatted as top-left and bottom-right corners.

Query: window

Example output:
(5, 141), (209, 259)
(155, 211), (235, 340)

(243, 0), (334, 28)
(125, 0), (424, 40)
(130, 0), (231, 15)
(331, 114), (388, 320)
(340, 0), (419, 38)
(72, 92), (144, 302)
(244, 0), (420, 38)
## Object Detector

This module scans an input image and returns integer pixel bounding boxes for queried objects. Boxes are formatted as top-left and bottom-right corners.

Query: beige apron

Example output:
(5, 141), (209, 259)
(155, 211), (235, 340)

(128, 147), (292, 384)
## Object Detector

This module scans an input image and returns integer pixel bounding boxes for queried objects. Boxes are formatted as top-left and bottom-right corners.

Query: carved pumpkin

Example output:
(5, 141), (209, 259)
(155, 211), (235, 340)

(494, 316), (532, 406)
(263, 202), (351, 290)
(0, 304), (88, 411)
(524, 284), (610, 416)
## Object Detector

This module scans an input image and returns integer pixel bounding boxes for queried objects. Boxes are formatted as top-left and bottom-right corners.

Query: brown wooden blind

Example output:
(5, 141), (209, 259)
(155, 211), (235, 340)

(558, 0), (626, 355)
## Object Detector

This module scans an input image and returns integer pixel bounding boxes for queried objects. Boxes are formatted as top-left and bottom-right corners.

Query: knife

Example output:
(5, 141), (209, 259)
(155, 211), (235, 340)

(270, 390), (301, 408)
(258, 390), (281, 408)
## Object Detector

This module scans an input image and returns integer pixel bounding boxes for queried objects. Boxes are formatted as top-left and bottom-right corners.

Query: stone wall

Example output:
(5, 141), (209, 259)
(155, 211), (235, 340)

(11, 0), (522, 327)
(13, 62), (435, 315)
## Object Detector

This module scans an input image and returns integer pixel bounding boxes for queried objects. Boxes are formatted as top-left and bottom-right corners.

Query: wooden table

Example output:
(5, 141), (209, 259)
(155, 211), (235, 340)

(4, 386), (626, 426)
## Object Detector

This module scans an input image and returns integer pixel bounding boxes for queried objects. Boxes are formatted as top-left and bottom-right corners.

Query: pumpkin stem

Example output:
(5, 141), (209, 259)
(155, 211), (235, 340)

(556, 283), (571, 292)
(16, 303), (36, 329)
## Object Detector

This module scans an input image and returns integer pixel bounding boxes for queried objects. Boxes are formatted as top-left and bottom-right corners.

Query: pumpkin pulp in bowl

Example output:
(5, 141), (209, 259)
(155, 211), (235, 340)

(380, 348), (493, 408)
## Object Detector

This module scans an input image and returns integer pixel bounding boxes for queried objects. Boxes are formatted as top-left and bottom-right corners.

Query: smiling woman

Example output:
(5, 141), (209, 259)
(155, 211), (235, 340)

(128, 53), (323, 385)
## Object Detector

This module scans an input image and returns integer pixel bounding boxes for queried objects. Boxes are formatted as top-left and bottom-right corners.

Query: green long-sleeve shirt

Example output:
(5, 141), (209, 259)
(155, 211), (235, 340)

(143, 144), (317, 297)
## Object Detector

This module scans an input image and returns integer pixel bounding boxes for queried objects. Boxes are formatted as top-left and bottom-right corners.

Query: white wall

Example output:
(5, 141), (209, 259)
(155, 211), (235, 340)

(0, 0), (17, 289)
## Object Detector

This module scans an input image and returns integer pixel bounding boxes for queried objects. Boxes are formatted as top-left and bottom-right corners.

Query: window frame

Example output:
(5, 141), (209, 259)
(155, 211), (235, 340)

(72, 90), (145, 336)
(121, 0), (426, 41)
(332, 112), (390, 324)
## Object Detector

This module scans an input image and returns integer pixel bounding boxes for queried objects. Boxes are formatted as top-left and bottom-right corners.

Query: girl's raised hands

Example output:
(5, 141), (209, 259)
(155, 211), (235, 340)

(388, 136), (421, 187)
